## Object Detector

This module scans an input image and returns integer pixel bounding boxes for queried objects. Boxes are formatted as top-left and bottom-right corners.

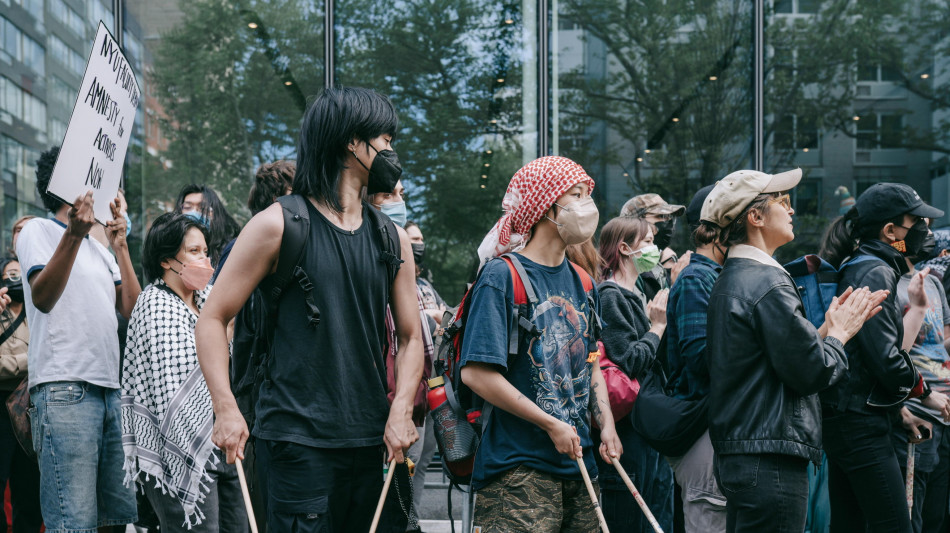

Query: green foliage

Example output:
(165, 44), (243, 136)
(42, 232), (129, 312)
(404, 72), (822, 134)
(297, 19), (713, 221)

(143, 0), (950, 298)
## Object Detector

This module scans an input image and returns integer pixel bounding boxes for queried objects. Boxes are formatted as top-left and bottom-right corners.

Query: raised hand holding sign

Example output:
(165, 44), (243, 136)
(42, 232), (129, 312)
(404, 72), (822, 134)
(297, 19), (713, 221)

(47, 22), (141, 224)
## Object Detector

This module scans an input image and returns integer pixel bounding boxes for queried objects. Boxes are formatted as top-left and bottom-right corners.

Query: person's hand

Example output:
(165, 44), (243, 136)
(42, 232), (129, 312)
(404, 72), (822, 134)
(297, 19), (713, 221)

(66, 191), (96, 239)
(383, 409), (419, 463)
(647, 288), (669, 327)
(598, 424), (623, 464)
(670, 251), (692, 285)
(105, 196), (127, 250)
(824, 287), (884, 343)
(0, 287), (8, 313)
(908, 268), (931, 309)
(211, 404), (249, 464)
(901, 406), (934, 443)
(922, 390), (950, 423)
(545, 418), (581, 458)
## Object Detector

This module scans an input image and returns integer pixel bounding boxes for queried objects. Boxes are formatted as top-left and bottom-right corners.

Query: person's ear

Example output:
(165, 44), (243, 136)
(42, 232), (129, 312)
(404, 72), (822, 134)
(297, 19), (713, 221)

(747, 208), (766, 228)
(881, 222), (898, 243)
(346, 137), (361, 154)
(618, 241), (633, 256)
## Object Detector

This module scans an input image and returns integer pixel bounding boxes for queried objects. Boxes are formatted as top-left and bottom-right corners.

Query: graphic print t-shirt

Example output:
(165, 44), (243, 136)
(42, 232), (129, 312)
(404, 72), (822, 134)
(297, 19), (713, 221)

(460, 254), (599, 489)
(898, 273), (950, 424)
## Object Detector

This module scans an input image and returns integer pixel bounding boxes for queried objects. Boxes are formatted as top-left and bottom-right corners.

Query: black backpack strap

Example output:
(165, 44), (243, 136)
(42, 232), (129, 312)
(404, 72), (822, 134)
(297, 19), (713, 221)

(365, 202), (403, 293)
(271, 195), (319, 327)
(0, 310), (25, 346)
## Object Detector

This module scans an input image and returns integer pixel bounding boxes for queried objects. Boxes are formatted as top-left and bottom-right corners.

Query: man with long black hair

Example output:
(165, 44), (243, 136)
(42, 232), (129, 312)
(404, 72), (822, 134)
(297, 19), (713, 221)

(196, 87), (423, 532)
(174, 184), (242, 266)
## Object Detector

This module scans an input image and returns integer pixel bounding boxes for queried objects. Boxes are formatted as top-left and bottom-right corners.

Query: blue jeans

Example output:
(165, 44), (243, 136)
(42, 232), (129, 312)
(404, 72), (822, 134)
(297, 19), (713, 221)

(714, 453), (809, 533)
(30, 381), (137, 532)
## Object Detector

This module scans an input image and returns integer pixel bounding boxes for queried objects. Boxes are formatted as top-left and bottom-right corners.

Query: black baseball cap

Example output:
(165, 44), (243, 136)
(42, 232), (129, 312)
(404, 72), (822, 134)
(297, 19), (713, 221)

(687, 184), (716, 227)
(854, 183), (943, 226)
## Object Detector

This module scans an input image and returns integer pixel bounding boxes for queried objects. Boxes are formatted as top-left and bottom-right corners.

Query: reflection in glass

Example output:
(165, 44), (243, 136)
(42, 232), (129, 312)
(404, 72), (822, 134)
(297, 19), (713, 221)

(766, 0), (949, 257)
(334, 0), (534, 294)
(554, 0), (754, 222)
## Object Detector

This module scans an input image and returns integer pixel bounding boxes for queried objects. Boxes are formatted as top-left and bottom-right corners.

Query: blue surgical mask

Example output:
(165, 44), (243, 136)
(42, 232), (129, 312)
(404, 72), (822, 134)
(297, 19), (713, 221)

(380, 201), (407, 227)
(183, 210), (210, 228)
(123, 212), (132, 237)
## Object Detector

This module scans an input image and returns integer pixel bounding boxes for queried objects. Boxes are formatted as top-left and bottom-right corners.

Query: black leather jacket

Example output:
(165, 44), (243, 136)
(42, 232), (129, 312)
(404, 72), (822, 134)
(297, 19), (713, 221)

(820, 239), (922, 414)
(708, 257), (849, 464)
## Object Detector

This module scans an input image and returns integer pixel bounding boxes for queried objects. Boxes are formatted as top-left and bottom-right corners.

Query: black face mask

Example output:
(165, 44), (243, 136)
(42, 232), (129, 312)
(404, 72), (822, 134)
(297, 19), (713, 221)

(411, 242), (425, 265)
(910, 231), (937, 262)
(356, 144), (403, 195)
(896, 219), (931, 258)
(3, 280), (23, 304)
(653, 219), (675, 250)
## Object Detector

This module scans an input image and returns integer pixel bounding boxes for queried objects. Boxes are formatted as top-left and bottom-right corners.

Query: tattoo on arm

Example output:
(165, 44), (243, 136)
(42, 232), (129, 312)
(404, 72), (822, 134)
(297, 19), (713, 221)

(589, 381), (608, 426)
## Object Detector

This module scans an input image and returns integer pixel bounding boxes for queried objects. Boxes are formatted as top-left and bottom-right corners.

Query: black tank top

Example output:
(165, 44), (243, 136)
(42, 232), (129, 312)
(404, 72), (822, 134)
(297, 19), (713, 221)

(254, 200), (390, 447)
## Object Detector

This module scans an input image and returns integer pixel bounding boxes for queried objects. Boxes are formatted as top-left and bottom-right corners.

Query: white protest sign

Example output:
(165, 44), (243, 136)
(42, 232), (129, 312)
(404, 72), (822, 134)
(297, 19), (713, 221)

(47, 22), (141, 224)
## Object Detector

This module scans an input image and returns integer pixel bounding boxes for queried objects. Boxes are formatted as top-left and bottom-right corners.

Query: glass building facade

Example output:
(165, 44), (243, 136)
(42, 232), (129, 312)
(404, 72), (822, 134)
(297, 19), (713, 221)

(1, 0), (948, 294)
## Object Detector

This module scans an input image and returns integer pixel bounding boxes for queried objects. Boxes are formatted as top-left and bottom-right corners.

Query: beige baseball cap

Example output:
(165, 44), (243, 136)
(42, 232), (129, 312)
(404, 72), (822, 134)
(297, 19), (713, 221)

(700, 168), (802, 228)
(620, 193), (686, 217)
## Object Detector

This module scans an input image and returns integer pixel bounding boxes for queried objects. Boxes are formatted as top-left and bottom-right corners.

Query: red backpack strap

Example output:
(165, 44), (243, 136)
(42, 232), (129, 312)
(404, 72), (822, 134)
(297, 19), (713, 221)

(569, 262), (594, 292)
(501, 254), (535, 305)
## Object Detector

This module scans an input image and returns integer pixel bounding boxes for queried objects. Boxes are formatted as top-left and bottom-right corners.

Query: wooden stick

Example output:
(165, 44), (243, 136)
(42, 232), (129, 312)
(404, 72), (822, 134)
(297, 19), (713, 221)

(611, 456), (664, 533)
(577, 456), (610, 533)
(234, 458), (259, 533)
(370, 458), (397, 533)
(906, 442), (916, 518)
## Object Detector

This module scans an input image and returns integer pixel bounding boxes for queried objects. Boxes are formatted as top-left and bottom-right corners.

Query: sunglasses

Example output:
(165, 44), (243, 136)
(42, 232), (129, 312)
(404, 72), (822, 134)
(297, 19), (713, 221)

(769, 194), (792, 210)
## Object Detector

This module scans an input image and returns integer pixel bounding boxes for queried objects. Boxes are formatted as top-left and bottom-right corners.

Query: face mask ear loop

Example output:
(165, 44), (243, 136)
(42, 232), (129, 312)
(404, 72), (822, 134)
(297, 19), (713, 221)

(167, 257), (185, 276)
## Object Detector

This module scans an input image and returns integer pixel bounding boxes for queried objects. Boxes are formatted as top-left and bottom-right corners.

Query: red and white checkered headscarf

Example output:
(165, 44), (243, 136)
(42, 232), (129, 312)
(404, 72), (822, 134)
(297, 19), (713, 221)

(477, 156), (595, 268)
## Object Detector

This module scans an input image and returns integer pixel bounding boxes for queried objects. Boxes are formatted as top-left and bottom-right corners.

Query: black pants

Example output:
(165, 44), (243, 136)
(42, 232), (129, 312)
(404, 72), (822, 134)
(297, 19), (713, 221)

(824, 409), (911, 533)
(0, 391), (42, 533)
(261, 439), (383, 532)
(714, 453), (809, 533)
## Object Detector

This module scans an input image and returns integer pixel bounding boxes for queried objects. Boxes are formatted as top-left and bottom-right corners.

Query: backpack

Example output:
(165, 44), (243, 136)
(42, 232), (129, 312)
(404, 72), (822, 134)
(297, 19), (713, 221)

(430, 253), (600, 486)
(783, 253), (880, 328)
(230, 195), (402, 431)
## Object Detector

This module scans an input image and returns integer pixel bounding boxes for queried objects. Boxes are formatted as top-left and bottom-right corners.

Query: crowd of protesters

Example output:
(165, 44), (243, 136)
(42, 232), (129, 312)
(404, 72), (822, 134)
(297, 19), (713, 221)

(3, 85), (950, 533)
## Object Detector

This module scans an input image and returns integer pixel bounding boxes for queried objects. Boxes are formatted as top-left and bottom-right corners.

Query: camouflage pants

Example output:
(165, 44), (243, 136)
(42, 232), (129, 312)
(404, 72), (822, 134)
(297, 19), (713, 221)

(473, 465), (600, 533)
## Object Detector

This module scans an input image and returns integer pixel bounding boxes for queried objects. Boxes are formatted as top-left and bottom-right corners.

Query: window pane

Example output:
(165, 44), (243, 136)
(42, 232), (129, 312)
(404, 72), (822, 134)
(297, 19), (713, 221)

(775, 115), (795, 150)
(880, 114), (902, 147)
(798, 0), (820, 14)
(335, 0), (531, 293)
(768, 0), (950, 248)
(554, 0), (753, 240)
(794, 179), (821, 214)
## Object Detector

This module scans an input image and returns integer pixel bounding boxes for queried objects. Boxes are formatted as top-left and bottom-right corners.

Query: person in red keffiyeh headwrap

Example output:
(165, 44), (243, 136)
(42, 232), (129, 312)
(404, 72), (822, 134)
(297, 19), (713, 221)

(477, 156), (596, 269)
(463, 156), (623, 532)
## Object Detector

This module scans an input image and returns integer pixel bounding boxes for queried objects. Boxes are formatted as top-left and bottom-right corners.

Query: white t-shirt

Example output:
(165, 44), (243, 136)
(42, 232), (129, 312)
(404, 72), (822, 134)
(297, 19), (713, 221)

(16, 218), (122, 389)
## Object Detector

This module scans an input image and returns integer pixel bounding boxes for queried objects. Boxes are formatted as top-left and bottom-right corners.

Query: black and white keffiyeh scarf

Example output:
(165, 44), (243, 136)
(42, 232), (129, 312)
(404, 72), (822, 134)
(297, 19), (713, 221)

(121, 281), (214, 528)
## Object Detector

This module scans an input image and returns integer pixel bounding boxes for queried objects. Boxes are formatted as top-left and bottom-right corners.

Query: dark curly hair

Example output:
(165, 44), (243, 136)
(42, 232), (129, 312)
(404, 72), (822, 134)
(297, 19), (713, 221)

(35, 146), (65, 213)
(248, 160), (295, 215)
(142, 212), (210, 282)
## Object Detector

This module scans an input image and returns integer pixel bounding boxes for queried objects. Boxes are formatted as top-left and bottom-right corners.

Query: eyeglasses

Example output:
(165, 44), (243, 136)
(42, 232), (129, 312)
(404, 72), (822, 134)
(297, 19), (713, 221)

(3, 272), (20, 282)
(769, 194), (792, 210)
